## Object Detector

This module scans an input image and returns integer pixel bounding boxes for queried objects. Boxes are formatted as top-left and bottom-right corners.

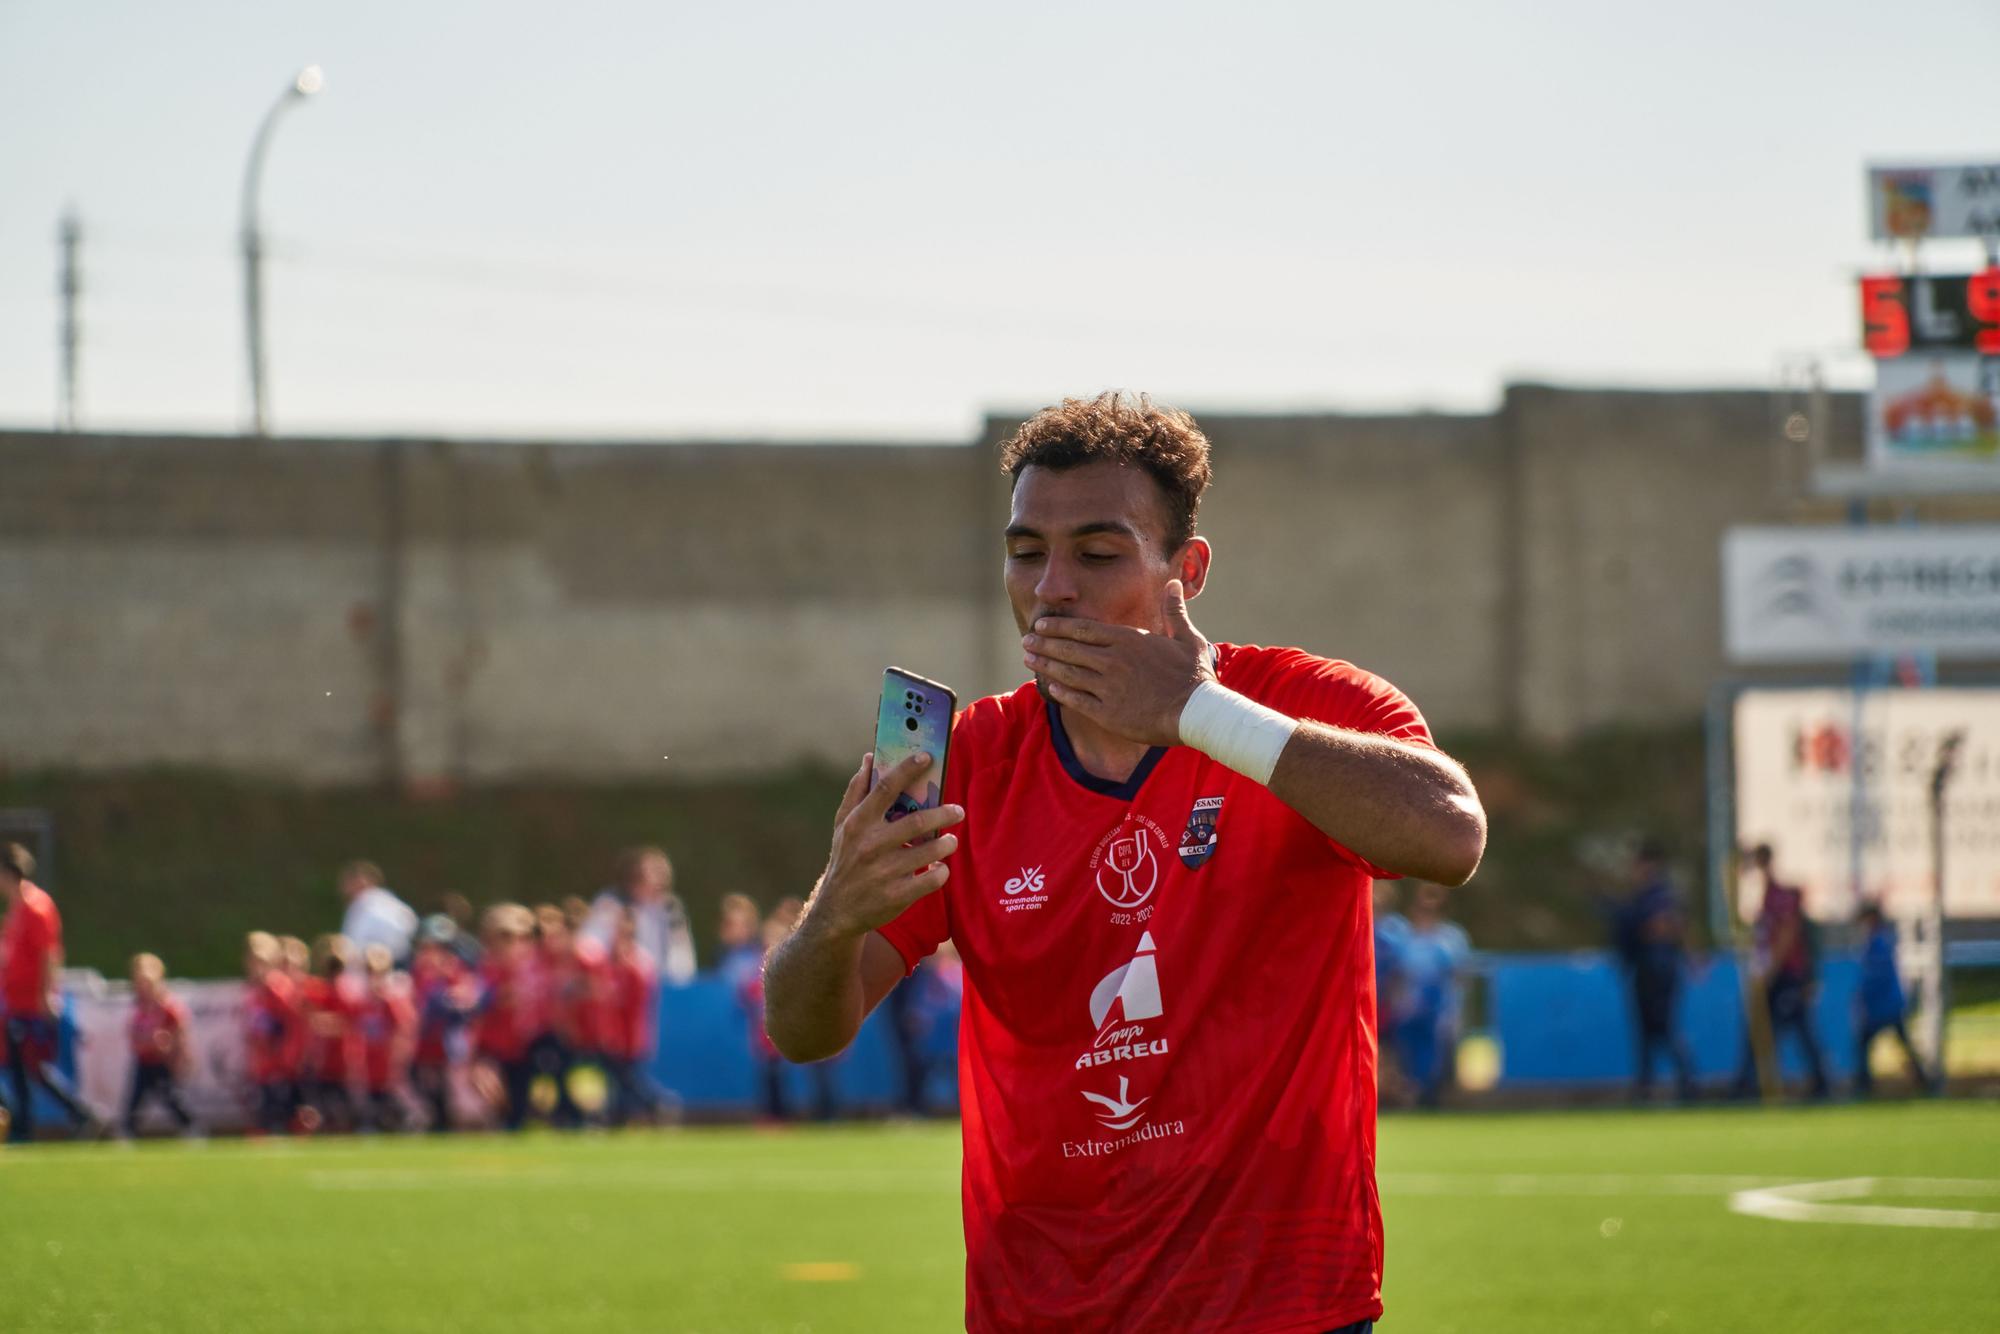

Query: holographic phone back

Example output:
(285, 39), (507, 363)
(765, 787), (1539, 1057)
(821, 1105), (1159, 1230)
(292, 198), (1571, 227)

(871, 667), (955, 822)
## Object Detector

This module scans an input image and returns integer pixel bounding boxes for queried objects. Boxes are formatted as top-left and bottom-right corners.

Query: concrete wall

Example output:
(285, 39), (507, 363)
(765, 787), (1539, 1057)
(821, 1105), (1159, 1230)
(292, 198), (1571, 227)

(5, 387), (1996, 784)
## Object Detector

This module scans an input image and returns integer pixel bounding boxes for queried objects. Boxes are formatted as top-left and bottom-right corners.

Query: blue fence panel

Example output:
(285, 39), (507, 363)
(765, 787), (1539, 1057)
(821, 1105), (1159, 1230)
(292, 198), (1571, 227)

(647, 976), (959, 1116)
(1489, 950), (1862, 1088)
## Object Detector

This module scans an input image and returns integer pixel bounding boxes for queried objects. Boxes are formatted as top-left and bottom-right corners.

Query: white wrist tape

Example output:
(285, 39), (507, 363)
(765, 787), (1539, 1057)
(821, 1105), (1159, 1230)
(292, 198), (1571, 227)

(1177, 681), (1297, 785)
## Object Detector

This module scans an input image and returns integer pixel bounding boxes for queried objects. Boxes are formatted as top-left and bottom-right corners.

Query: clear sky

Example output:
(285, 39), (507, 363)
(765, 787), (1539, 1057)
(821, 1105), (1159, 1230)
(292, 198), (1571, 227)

(2, 0), (1995, 440)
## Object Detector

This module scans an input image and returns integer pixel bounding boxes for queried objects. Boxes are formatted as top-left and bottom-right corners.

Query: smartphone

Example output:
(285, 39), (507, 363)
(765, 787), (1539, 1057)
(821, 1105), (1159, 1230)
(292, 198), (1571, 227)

(871, 667), (956, 823)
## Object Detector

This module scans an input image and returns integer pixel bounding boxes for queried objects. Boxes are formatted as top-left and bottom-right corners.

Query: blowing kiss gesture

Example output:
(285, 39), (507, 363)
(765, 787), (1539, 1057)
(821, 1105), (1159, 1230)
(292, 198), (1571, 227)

(1022, 578), (1212, 748)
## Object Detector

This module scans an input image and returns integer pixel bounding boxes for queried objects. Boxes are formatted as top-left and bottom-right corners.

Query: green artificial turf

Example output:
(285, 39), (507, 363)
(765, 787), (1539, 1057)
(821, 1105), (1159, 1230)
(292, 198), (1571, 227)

(1, 1103), (1995, 1332)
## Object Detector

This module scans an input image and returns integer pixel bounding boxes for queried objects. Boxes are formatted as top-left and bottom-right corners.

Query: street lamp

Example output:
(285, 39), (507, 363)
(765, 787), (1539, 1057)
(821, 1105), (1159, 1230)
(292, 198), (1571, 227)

(240, 65), (323, 437)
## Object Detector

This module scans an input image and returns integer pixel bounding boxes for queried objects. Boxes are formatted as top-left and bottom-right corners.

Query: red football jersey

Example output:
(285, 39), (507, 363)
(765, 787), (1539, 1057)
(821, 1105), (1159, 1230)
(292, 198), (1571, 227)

(879, 644), (1429, 1334)
(301, 975), (364, 1082)
(244, 971), (302, 1084)
(358, 986), (415, 1092)
(602, 947), (657, 1061)
(129, 994), (189, 1067)
(1, 882), (62, 1016)
(475, 952), (549, 1063)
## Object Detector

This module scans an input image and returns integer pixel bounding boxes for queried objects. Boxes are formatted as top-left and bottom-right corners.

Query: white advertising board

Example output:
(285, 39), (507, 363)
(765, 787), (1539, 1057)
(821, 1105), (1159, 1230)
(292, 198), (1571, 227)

(1734, 687), (2000, 922)
(1869, 163), (2000, 242)
(1723, 526), (2000, 664)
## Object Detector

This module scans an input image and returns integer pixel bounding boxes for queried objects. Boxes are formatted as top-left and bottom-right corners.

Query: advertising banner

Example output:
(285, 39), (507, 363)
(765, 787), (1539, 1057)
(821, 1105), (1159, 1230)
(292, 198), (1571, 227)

(1733, 687), (2000, 922)
(1869, 163), (2000, 242)
(1866, 353), (2000, 469)
(1722, 526), (2000, 663)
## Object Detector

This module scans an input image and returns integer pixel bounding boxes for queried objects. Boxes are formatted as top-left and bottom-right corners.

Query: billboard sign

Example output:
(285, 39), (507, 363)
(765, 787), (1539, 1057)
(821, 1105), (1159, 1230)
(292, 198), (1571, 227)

(1733, 687), (2000, 922)
(1723, 526), (2000, 663)
(1866, 352), (2000, 468)
(1868, 163), (2000, 242)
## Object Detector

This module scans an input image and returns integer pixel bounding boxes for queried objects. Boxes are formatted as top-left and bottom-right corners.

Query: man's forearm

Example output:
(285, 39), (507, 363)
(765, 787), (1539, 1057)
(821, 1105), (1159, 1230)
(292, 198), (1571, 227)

(762, 902), (868, 1064)
(1267, 723), (1486, 885)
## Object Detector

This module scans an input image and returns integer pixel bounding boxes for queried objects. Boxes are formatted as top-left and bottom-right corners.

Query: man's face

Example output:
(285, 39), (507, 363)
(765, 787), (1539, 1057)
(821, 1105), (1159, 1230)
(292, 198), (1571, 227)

(1003, 461), (1206, 650)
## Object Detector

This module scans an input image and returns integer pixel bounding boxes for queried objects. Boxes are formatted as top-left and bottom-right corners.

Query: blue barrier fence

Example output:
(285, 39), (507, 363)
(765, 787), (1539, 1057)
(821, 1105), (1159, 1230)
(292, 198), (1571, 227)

(1485, 951), (1862, 1088)
(13, 950), (1901, 1124)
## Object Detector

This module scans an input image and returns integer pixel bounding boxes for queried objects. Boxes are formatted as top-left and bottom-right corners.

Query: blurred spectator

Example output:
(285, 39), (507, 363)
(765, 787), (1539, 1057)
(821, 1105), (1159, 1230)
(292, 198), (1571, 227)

(1372, 880), (1413, 1101)
(122, 953), (195, 1137)
(1, 842), (97, 1141)
(474, 904), (546, 1132)
(600, 909), (670, 1126)
(1854, 901), (1934, 1096)
(1611, 838), (1697, 1103)
(409, 918), (480, 1132)
(300, 935), (365, 1133)
(532, 904), (589, 1129)
(243, 931), (302, 1136)
(358, 944), (416, 1132)
(434, 894), (485, 969)
(1390, 882), (1471, 1108)
(581, 847), (696, 986)
(903, 941), (964, 1115)
(715, 894), (763, 987)
(1733, 844), (1830, 1100)
(338, 860), (418, 964)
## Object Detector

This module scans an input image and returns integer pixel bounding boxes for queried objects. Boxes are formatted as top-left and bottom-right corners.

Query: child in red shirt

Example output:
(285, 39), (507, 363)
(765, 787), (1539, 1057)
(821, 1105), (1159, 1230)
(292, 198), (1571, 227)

(242, 931), (301, 1135)
(473, 904), (545, 1131)
(599, 909), (670, 1126)
(300, 935), (363, 1133)
(409, 922), (480, 1132)
(123, 953), (194, 1137)
(357, 944), (415, 1132)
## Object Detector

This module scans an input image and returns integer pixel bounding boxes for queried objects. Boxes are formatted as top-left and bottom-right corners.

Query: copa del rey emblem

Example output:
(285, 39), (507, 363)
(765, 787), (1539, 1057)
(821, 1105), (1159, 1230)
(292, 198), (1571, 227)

(1178, 796), (1222, 870)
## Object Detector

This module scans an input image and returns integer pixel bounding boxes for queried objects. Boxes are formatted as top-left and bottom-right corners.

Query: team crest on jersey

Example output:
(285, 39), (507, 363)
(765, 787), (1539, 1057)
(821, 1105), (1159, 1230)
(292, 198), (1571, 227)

(1178, 796), (1223, 870)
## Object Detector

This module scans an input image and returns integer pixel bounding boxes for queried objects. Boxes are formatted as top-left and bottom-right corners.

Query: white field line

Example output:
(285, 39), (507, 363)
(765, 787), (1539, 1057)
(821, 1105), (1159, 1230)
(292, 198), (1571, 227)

(1379, 1173), (1784, 1197)
(1728, 1177), (2000, 1231)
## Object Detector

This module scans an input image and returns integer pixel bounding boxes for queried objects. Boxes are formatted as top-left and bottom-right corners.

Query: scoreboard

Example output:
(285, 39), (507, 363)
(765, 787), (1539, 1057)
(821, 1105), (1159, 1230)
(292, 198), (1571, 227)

(1858, 268), (2000, 466)
(1859, 269), (2000, 356)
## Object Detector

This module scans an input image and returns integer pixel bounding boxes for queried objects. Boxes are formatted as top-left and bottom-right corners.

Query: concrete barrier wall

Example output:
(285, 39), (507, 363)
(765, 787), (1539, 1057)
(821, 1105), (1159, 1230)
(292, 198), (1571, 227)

(6, 387), (1996, 783)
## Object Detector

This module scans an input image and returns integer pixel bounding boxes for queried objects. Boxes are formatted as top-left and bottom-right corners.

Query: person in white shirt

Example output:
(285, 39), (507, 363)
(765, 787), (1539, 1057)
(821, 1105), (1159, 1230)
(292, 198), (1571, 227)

(337, 860), (418, 964)
(580, 846), (696, 985)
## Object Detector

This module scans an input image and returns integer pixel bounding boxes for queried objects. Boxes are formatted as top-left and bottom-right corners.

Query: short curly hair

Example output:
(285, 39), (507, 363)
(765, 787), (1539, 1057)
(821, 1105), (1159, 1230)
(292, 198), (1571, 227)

(998, 391), (1213, 553)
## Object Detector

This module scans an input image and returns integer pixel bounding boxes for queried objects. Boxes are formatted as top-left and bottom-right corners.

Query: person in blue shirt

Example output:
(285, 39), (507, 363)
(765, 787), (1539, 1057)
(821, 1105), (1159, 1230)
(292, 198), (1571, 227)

(1853, 901), (1933, 1096)
(1372, 879), (1414, 1102)
(1391, 881), (1471, 1108)
(1612, 838), (1697, 1102)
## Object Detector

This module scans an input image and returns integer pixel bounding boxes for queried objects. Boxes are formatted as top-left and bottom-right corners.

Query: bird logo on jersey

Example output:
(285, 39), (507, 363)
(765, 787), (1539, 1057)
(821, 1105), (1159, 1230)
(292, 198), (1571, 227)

(1178, 796), (1223, 870)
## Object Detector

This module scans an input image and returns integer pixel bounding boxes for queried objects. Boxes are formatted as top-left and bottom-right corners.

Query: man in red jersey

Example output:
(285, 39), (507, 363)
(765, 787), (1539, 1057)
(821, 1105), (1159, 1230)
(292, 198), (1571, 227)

(2, 843), (99, 1142)
(766, 393), (1486, 1334)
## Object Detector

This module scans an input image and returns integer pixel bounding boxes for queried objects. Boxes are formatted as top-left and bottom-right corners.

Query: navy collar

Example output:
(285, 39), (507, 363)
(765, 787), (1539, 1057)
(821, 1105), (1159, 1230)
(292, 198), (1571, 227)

(1043, 692), (1167, 800)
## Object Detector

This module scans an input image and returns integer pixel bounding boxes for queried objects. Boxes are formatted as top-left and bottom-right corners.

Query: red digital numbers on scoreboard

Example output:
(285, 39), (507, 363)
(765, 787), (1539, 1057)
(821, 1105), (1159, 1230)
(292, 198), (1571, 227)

(1860, 276), (1910, 358)
(1969, 266), (2000, 355)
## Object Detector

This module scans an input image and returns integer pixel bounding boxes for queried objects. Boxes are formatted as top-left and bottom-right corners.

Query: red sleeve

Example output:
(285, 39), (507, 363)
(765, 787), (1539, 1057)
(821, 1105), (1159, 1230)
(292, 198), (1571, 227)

(1229, 647), (1435, 879)
(877, 699), (988, 976)
(1247, 648), (1433, 751)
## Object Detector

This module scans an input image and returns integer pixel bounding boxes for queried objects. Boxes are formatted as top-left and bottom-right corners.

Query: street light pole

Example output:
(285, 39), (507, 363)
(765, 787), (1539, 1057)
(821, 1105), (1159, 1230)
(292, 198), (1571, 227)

(240, 65), (323, 437)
